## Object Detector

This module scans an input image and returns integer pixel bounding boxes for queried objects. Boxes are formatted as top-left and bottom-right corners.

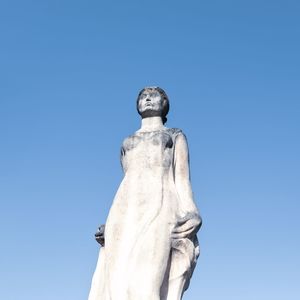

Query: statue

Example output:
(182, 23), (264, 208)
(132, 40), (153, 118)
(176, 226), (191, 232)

(88, 87), (202, 300)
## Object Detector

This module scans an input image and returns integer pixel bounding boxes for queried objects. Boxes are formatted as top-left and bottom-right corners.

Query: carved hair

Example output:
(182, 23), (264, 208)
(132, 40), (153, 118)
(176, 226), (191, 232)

(136, 86), (170, 124)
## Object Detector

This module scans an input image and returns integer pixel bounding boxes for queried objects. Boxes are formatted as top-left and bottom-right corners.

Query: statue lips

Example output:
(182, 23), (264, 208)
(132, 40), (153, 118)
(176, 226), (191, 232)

(143, 103), (153, 110)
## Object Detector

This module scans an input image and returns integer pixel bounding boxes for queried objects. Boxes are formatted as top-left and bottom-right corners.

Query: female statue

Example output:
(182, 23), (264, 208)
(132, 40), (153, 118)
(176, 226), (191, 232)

(88, 87), (201, 300)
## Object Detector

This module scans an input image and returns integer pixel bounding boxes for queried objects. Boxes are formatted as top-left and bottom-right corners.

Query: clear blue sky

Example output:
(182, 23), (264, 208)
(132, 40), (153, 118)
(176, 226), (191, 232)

(0, 0), (299, 299)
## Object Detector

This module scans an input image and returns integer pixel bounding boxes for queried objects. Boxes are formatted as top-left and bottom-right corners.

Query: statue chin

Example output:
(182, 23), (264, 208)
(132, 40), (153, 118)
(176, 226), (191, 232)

(141, 109), (162, 119)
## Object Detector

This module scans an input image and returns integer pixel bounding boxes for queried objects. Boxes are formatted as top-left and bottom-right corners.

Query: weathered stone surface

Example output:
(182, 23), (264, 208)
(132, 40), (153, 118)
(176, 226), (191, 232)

(88, 87), (201, 300)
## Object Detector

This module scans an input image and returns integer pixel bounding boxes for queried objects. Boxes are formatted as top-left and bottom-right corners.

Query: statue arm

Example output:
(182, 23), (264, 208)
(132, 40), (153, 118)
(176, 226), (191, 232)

(172, 133), (202, 239)
(94, 143), (126, 247)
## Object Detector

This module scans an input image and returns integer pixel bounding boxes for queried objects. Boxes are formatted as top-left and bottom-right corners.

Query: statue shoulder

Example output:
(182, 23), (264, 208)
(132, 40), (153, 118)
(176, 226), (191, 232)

(167, 127), (181, 134)
(121, 133), (141, 152)
(166, 128), (186, 140)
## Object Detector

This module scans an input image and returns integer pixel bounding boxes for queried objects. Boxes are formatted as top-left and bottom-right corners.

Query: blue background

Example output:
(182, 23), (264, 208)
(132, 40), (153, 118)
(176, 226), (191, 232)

(0, 0), (299, 299)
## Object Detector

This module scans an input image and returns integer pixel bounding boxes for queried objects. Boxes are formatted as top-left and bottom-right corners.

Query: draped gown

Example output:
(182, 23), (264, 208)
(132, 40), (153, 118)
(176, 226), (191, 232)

(88, 128), (201, 300)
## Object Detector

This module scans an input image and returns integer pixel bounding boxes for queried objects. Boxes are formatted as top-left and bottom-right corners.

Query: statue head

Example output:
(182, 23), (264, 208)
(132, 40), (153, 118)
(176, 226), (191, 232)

(136, 87), (170, 124)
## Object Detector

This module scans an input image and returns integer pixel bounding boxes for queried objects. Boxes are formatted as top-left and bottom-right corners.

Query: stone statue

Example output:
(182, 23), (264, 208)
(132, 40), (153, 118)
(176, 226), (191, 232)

(88, 87), (202, 300)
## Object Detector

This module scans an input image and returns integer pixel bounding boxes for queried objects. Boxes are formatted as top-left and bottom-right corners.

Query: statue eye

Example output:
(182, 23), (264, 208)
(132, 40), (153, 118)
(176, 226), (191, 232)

(140, 94), (147, 100)
(150, 92), (159, 98)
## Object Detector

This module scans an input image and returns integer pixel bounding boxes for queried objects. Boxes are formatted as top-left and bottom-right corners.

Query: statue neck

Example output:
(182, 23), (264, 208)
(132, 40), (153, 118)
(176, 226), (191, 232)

(139, 117), (165, 132)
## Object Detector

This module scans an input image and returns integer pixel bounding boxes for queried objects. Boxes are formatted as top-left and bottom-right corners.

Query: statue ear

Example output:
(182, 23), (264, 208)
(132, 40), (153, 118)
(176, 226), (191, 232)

(136, 99), (142, 116)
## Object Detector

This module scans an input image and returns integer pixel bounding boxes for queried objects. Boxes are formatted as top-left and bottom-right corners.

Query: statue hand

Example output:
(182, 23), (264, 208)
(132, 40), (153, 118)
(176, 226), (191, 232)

(172, 213), (202, 239)
(95, 224), (105, 247)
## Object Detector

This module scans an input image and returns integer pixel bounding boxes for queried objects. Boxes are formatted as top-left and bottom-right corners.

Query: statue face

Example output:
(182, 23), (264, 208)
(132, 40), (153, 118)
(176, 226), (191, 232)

(137, 90), (164, 118)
